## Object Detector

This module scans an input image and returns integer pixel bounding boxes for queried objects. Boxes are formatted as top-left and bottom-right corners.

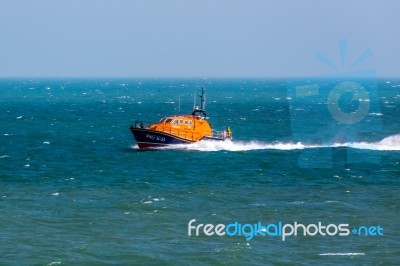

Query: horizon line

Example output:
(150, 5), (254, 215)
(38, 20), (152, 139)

(0, 75), (398, 79)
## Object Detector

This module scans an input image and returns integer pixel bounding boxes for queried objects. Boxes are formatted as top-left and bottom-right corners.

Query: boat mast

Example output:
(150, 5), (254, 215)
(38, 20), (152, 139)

(199, 86), (205, 112)
(191, 87), (207, 118)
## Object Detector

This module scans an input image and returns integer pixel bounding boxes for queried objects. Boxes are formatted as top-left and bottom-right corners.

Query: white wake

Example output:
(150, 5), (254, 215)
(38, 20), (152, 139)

(163, 140), (322, 151)
(157, 134), (400, 152)
(338, 134), (400, 151)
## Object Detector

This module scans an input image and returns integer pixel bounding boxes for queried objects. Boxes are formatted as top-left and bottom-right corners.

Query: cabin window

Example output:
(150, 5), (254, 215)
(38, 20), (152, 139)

(172, 120), (178, 125)
(180, 120), (184, 124)
(165, 118), (172, 123)
(160, 118), (166, 122)
(189, 121), (193, 125)
(184, 121), (189, 125)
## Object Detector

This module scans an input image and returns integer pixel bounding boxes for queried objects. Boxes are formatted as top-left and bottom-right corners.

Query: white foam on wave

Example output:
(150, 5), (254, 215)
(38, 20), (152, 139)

(131, 134), (400, 152)
(158, 134), (400, 152)
(319, 253), (365, 256)
(335, 134), (400, 151)
(368, 112), (383, 116)
(162, 139), (323, 152)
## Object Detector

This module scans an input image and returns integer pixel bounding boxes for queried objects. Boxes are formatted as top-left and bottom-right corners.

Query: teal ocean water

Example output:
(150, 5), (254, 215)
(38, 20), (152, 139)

(1, 78), (399, 265)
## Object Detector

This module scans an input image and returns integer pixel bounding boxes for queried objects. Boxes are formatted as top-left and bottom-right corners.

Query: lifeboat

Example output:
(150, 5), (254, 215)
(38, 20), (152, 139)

(130, 87), (232, 149)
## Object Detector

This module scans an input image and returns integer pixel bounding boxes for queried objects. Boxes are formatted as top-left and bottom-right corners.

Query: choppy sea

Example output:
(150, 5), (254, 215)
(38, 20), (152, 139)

(1, 78), (399, 265)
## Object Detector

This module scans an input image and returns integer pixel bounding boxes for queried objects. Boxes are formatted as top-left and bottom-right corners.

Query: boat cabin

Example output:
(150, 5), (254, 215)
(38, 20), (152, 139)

(147, 114), (211, 141)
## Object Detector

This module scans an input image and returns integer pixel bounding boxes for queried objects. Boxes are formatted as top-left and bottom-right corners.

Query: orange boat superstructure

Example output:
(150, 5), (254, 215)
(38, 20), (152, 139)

(130, 88), (232, 149)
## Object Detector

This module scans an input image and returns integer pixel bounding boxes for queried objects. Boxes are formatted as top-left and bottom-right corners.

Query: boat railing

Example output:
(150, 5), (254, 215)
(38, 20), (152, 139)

(134, 121), (194, 140)
(150, 123), (196, 140)
(168, 128), (195, 140)
(210, 129), (229, 140)
(133, 121), (230, 141)
(198, 129), (229, 140)
(133, 120), (150, 129)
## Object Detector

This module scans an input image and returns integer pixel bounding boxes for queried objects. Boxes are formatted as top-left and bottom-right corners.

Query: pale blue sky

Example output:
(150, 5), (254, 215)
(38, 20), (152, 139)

(0, 0), (399, 77)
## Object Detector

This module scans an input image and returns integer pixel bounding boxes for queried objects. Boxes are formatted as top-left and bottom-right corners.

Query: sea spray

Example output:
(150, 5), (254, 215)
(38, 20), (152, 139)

(140, 134), (400, 152)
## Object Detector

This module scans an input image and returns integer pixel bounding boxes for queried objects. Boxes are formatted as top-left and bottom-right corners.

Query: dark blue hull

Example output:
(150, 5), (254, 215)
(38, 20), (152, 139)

(130, 126), (195, 149)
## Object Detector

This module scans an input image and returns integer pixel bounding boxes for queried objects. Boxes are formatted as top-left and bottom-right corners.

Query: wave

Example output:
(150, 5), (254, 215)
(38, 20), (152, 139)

(338, 134), (400, 151)
(157, 134), (400, 152)
(319, 253), (365, 256)
(162, 140), (322, 151)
